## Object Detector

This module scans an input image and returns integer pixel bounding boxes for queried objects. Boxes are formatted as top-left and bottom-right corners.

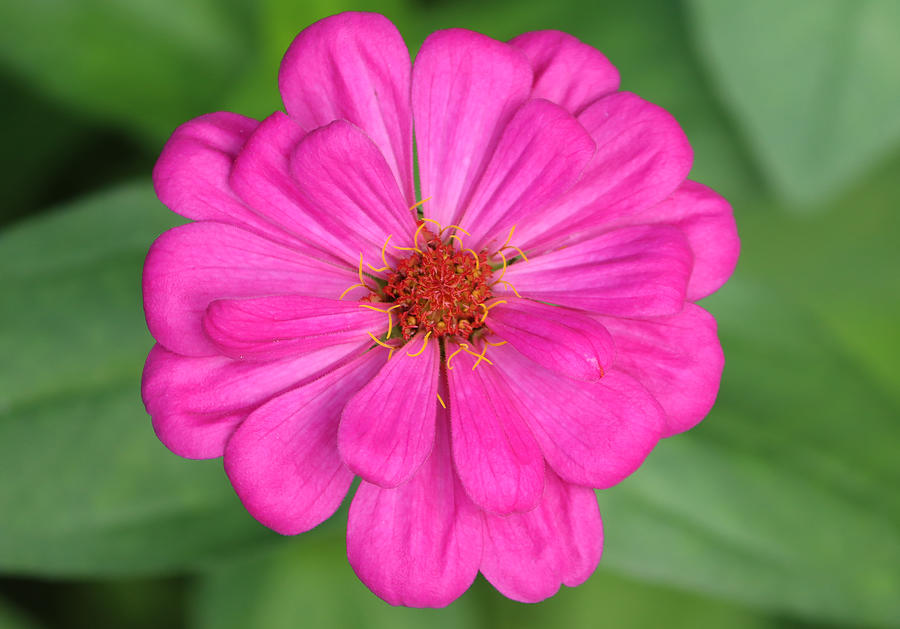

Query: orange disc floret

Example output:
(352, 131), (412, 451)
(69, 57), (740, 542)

(383, 227), (493, 340)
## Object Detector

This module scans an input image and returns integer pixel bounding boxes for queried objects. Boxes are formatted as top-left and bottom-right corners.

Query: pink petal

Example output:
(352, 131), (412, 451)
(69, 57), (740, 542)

(598, 304), (723, 437)
(152, 112), (301, 247)
(412, 28), (532, 227)
(509, 30), (619, 114)
(278, 12), (414, 203)
(142, 343), (357, 459)
(143, 221), (354, 356)
(503, 224), (692, 318)
(627, 180), (739, 301)
(492, 343), (664, 487)
(228, 112), (356, 266)
(347, 411), (483, 607)
(203, 295), (385, 362)
(517, 92), (693, 252)
(447, 345), (544, 514)
(224, 350), (385, 535)
(460, 99), (595, 249)
(339, 334), (439, 488)
(487, 298), (614, 381)
(289, 120), (418, 263)
(481, 469), (602, 603)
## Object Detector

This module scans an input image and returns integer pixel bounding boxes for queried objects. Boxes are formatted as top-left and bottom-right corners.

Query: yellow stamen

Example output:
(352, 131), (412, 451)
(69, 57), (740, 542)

(409, 196), (432, 212)
(478, 302), (489, 323)
(446, 343), (467, 370)
(449, 234), (464, 248)
(494, 250), (509, 283)
(502, 244), (529, 261)
(407, 330), (432, 357)
(484, 338), (508, 347)
(464, 248), (480, 271)
(499, 225), (517, 250)
(357, 253), (366, 285)
(366, 234), (393, 272)
(497, 280), (523, 297)
(486, 299), (508, 310)
(436, 393), (446, 409)
(422, 217), (443, 231)
(441, 223), (471, 237)
(394, 223), (426, 253)
(462, 343), (494, 369)
(367, 331), (395, 351)
(339, 283), (366, 300)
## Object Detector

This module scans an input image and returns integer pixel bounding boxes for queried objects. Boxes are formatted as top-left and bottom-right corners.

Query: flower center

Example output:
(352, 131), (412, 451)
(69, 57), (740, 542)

(383, 228), (493, 340)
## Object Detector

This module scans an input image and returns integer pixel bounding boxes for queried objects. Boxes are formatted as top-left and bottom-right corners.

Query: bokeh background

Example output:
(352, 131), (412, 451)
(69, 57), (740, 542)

(1, 0), (898, 627)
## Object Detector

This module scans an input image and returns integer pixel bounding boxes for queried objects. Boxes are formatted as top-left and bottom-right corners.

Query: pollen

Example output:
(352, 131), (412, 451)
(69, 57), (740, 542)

(382, 225), (494, 340)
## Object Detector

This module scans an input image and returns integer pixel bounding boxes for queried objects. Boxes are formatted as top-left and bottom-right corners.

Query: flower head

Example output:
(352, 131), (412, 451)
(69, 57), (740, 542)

(142, 12), (739, 606)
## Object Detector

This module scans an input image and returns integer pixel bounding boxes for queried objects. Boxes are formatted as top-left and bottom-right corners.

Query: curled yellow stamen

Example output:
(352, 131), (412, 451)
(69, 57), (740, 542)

(484, 338), (508, 347)
(394, 223), (426, 253)
(366, 234), (393, 273)
(478, 302), (489, 322)
(339, 283), (366, 300)
(499, 225), (517, 250)
(494, 250), (509, 283)
(357, 253), (366, 285)
(449, 234), (464, 248)
(358, 303), (401, 338)
(441, 223), (471, 237)
(464, 248), (480, 271)
(367, 331), (395, 351)
(502, 244), (529, 261)
(407, 330), (432, 357)
(422, 217), (443, 230)
(409, 196), (432, 212)
(463, 343), (494, 369)
(497, 280), (523, 297)
(486, 299), (508, 310)
(436, 393), (446, 409)
(446, 343), (467, 370)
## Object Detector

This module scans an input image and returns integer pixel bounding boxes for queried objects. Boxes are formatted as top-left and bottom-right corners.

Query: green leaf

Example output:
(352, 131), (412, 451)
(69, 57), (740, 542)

(0, 0), (255, 142)
(0, 182), (273, 576)
(600, 280), (900, 627)
(688, 0), (900, 206)
(192, 537), (481, 629)
(0, 596), (40, 629)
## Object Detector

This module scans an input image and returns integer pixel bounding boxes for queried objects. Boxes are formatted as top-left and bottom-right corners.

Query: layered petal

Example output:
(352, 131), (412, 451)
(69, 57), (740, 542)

(481, 469), (602, 603)
(142, 221), (353, 356)
(517, 92), (693, 251)
(339, 334), (439, 487)
(510, 30), (619, 114)
(493, 343), (664, 487)
(503, 224), (692, 318)
(460, 99), (595, 249)
(224, 350), (385, 535)
(598, 304), (723, 437)
(142, 343), (357, 459)
(289, 120), (418, 262)
(279, 12), (414, 202)
(413, 29), (532, 227)
(203, 295), (385, 362)
(447, 346), (544, 514)
(152, 112), (301, 246)
(488, 298), (614, 381)
(228, 112), (357, 266)
(347, 412), (483, 607)
(624, 181), (740, 301)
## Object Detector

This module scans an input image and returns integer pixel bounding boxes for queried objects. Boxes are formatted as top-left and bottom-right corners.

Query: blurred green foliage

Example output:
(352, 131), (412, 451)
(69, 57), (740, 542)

(1, 0), (898, 628)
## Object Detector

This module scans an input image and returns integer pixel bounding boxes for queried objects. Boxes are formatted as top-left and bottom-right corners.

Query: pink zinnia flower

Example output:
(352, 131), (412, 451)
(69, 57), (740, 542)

(142, 12), (738, 606)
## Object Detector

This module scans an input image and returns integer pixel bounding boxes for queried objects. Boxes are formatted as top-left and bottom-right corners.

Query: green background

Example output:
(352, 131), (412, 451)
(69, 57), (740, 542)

(1, 0), (898, 627)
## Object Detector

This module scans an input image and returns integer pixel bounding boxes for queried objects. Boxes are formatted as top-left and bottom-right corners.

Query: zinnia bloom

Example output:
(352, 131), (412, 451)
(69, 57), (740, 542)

(142, 12), (739, 606)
